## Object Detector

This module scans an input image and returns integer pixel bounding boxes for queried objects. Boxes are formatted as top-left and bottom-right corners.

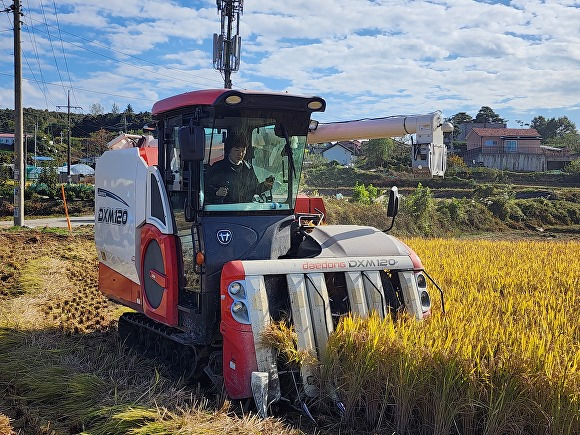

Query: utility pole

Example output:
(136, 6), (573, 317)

(57, 90), (81, 182)
(7, 0), (25, 226)
(34, 118), (37, 167)
(213, 0), (243, 89)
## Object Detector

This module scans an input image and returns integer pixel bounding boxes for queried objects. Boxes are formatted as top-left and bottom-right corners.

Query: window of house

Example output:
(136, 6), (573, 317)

(504, 140), (518, 152)
(484, 140), (498, 146)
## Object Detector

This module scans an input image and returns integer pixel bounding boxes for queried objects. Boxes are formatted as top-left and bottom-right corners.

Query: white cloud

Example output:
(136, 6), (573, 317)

(0, 0), (578, 127)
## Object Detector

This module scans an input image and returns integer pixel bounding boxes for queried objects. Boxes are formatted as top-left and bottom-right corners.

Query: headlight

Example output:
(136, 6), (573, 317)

(420, 290), (431, 308)
(225, 95), (242, 105)
(416, 273), (427, 288)
(232, 301), (245, 313)
(229, 281), (243, 295)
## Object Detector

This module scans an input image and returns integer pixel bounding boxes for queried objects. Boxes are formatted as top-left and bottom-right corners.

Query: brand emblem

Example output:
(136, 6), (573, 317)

(217, 229), (232, 245)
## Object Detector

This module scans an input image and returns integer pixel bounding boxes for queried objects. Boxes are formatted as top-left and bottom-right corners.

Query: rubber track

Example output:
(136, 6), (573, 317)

(118, 312), (204, 380)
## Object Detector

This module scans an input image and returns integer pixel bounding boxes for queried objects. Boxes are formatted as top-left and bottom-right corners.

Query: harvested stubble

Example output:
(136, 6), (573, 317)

(0, 229), (299, 434)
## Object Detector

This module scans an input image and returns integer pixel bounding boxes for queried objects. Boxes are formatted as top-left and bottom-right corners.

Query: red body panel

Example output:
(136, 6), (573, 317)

(152, 89), (228, 115)
(295, 195), (327, 217)
(98, 262), (142, 311)
(139, 147), (158, 166)
(400, 241), (424, 270)
(220, 261), (258, 399)
(140, 224), (179, 327)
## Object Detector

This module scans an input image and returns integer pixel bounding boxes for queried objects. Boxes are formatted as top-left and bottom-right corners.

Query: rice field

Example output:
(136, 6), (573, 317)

(319, 238), (579, 434)
(0, 229), (578, 434)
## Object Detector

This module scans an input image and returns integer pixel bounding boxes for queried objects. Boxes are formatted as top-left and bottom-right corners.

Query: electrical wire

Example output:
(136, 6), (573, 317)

(0, 71), (158, 105)
(52, 0), (78, 107)
(21, 21), (222, 90)
(38, 0), (68, 100)
(24, 14), (225, 89)
(22, 0), (52, 108)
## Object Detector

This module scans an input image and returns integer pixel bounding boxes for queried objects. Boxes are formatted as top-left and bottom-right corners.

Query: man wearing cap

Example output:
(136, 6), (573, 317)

(207, 134), (275, 203)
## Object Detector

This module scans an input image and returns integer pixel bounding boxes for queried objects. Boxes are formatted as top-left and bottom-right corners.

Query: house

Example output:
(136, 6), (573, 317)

(322, 142), (356, 166)
(457, 122), (506, 142)
(0, 133), (15, 150)
(336, 140), (362, 155)
(464, 128), (575, 171)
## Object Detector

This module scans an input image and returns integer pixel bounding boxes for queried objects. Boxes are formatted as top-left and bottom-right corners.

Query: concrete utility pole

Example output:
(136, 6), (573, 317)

(57, 90), (81, 182)
(34, 118), (37, 167)
(10, 0), (24, 226)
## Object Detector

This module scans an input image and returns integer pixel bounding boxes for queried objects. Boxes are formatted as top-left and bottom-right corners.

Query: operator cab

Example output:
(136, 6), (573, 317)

(153, 90), (325, 216)
(152, 89), (326, 343)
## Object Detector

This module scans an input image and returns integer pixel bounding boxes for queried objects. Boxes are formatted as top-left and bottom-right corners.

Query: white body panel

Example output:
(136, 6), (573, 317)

(236, 255), (424, 398)
(95, 148), (148, 284)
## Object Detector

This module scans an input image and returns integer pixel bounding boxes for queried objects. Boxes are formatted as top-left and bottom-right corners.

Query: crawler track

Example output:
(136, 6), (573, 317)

(118, 312), (222, 386)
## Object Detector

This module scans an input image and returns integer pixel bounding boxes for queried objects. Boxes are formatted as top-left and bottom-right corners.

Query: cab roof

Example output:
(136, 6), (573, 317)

(152, 89), (325, 116)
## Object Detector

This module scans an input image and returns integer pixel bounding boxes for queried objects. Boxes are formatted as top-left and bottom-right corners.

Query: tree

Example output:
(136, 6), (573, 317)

(89, 103), (104, 116)
(125, 104), (134, 114)
(88, 128), (115, 157)
(530, 116), (577, 143)
(545, 132), (580, 152)
(474, 106), (506, 124)
(365, 138), (395, 167)
(565, 158), (580, 178)
(111, 103), (120, 114)
(446, 112), (473, 140)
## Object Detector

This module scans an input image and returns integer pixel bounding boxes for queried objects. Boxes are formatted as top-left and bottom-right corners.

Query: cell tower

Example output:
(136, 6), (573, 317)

(213, 0), (243, 89)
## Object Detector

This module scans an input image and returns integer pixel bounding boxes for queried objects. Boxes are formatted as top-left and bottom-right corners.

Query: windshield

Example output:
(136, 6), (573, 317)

(201, 111), (308, 212)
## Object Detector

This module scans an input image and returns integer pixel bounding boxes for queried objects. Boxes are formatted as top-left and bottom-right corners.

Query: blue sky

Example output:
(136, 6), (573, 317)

(0, 0), (579, 129)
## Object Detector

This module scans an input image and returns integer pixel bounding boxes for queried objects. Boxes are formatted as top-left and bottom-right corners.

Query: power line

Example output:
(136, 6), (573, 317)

(52, 0), (78, 107)
(24, 14), (224, 89)
(22, 0), (52, 108)
(38, 0), (68, 101)
(0, 71), (159, 106)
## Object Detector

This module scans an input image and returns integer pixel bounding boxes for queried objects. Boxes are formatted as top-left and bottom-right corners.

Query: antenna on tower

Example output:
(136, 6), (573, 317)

(213, 0), (243, 89)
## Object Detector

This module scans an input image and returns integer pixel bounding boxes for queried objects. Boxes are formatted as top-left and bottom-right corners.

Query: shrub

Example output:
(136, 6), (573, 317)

(436, 197), (466, 223)
(565, 158), (580, 179)
(325, 196), (388, 227)
(28, 182), (54, 198)
(447, 154), (467, 174)
(401, 183), (435, 233)
(63, 184), (94, 201)
(36, 163), (58, 198)
(351, 182), (379, 205)
(304, 151), (328, 168)
(0, 164), (10, 186)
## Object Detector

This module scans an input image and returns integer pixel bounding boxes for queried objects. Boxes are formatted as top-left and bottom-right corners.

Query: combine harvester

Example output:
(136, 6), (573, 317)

(95, 0), (452, 418)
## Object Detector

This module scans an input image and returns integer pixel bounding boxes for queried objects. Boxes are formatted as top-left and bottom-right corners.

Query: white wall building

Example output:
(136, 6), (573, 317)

(322, 143), (355, 166)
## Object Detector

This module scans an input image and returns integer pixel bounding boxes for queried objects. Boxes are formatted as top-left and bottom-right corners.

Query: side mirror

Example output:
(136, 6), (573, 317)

(386, 186), (399, 217)
(178, 125), (205, 161)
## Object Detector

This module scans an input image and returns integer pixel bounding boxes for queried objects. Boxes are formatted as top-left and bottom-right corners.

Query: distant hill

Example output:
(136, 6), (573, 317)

(0, 107), (152, 139)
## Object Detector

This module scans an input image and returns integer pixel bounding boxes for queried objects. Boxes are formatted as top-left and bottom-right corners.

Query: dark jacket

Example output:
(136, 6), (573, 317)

(207, 158), (265, 203)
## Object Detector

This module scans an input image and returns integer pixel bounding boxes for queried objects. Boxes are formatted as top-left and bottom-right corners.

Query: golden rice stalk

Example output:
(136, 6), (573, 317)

(321, 239), (579, 434)
(261, 320), (317, 366)
(0, 413), (14, 435)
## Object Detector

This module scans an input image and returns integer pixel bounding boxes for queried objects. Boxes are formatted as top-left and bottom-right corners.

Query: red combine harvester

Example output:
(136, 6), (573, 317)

(95, 88), (449, 416)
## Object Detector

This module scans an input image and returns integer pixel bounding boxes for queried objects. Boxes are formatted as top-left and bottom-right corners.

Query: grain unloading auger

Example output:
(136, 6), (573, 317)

(95, 88), (448, 417)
